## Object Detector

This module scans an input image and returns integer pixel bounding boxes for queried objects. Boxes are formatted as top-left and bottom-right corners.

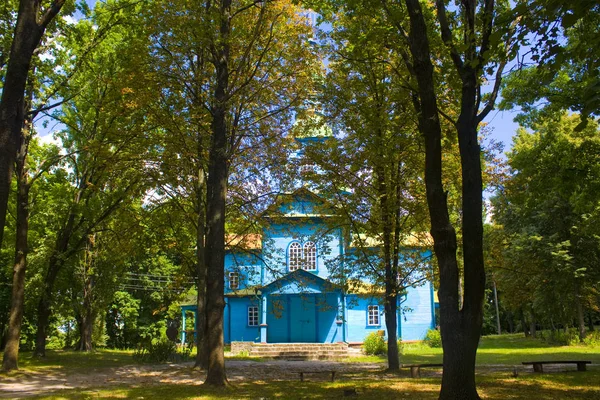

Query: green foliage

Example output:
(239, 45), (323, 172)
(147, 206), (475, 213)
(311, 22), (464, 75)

(424, 328), (442, 348)
(362, 332), (386, 355)
(493, 114), (600, 337)
(584, 331), (600, 347)
(133, 337), (178, 363)
(539, 328), (581, 346)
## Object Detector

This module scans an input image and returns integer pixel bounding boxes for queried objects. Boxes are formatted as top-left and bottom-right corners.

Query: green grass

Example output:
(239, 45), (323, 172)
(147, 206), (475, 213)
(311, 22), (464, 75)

(28, 370), (600, 399)
(2, 349), (136, 374)
(350, 333), (600, 366)
(3, 334), (600, 399)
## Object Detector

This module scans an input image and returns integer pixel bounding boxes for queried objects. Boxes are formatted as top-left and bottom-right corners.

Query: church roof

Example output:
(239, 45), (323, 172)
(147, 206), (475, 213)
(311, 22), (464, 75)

(263, 187), (336, 219)
(225, 233), (262, 250)
(261, 269), (340, 295)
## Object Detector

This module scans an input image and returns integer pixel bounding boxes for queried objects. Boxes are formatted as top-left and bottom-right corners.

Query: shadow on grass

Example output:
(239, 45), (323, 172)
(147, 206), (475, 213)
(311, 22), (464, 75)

(31, 371), (600, 400)
(33, 380), (442, 400)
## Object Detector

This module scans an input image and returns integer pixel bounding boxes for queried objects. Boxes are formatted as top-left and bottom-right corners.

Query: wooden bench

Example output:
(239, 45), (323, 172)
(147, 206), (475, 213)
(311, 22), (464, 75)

(522, 361), (591, 373)
(298, 370), (336, 382)
(401, 363), (443, 378)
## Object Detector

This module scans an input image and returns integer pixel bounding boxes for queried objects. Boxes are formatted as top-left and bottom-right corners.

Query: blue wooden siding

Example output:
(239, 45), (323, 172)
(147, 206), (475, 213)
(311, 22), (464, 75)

(401, 282), (436, 340)
(225, 297), (261, 343)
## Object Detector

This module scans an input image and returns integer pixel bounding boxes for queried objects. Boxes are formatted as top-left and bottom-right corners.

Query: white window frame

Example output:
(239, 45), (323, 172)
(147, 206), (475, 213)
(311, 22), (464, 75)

(248, 306), (259, 326)
(288, 242), (302, 271)
(368, 305), (380, 326)
(229, 272), (239, 290)
(303, 241), (317, 271)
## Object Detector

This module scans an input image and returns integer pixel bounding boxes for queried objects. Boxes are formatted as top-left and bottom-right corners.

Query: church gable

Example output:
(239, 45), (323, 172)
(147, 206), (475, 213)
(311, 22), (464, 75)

(264, 187), (335, 218)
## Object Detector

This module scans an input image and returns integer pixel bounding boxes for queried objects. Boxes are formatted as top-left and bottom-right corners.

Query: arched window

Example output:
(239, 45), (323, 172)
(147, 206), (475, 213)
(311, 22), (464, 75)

(303, 241), (317, 271)
(288, 242), (302, 271)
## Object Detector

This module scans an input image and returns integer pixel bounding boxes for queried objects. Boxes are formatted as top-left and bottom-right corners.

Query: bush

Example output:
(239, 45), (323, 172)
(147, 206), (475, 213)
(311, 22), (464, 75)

(397, 338), (404, 356)
(540, 328), (580, 346)
(584, 331), (600, 347)
(133, 337), (178, 363)
(363, 332), (386, 355)
(424, 328), (442, 348)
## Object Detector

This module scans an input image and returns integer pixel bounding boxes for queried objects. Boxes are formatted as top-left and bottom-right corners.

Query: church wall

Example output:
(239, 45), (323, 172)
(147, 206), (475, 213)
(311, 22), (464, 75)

(400, 282), (436, 341)
(345, 296), (388, 343)
(225, 297), (261, 343)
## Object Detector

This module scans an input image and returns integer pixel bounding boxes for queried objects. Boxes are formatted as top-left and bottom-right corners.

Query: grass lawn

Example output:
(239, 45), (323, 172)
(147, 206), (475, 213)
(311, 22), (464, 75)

(28, 370), (600, 399)
(353, 333), (600, 366)
(2, 334), (599, 399)
(1, 349), (136, 375)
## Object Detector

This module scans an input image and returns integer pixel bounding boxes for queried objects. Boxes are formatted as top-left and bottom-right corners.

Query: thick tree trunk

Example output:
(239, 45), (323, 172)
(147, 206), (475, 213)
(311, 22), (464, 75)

(77, 313), (94, 351)
(1, 133), (31, 371)
(195, 167), (208, 369)
(34, 262), (60, 357)
(384, 295), (399, 371)
(404, 1), (486, 398)
(373, 131), (400, 371)
(203, 0), (230, 386)
(0, 0), (64, 249)
(203, 109), (229, 385)
(34, 206), (78, 357)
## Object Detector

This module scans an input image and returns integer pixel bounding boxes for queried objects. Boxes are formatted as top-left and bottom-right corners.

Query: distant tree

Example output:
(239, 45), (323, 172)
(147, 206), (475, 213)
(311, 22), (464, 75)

(493, 114), (600, 341)
(33, 6), (152, 356)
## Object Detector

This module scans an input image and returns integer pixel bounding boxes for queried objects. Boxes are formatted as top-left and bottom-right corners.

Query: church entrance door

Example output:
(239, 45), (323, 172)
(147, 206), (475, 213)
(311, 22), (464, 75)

(290, 294), (317, 342)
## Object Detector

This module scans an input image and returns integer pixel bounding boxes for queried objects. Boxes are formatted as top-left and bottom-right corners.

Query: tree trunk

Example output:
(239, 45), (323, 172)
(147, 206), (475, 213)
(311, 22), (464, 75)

(1, 131), (31, 371)
(384, 296), (399, 371)
(493, 280), (501, 335)
(574, 282), (586, 341)
(529, 309), (537, 339)
(0, 0), (65, 249)
(34, 205), (79, 357)
(506, 311), (514, 333)
(203, 0), (230, 386)
(77, 235), (95, 352)
(195, 166), (208, 369)
(404, 1), (486, 398)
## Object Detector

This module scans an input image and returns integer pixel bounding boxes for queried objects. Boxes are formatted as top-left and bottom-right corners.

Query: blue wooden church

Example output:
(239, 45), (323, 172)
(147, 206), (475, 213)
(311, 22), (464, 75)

(181, 186), (436, 345)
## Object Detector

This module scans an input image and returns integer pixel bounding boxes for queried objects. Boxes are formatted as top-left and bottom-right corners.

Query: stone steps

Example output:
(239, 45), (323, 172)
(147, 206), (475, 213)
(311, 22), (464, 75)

(246, 342), (349, 360)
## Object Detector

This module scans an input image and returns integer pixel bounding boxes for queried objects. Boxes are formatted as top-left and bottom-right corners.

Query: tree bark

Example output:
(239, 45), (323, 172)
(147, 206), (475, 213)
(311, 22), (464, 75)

(0, 0), (65, 249)
(77, 235), (95, 351)
(529, 309), (537, 339)
(1, 129), (31, 371)
(374, 138), (400, 371)
(403, 1), (487, 398)
(521, 309), (530, 337)
(34, 198), (80, 357)
(194, 162), (208, 369)
(574, 282), (586, 341)
(203, 0), (230, 387)
(493, 280), (501, 335)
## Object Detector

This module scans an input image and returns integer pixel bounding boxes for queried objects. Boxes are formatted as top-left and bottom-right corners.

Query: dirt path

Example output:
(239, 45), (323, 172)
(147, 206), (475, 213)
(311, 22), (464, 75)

(0, 360), (385, 398)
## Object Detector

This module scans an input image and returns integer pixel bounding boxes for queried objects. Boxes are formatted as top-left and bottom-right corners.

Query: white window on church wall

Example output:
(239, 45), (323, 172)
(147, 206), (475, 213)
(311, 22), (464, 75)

(288, 242), (302, 271)
(229, 272), (239, 289)
(303, 241), (317, 270)
(368, 305), (380, 326)
(248, 306), (259, 326)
